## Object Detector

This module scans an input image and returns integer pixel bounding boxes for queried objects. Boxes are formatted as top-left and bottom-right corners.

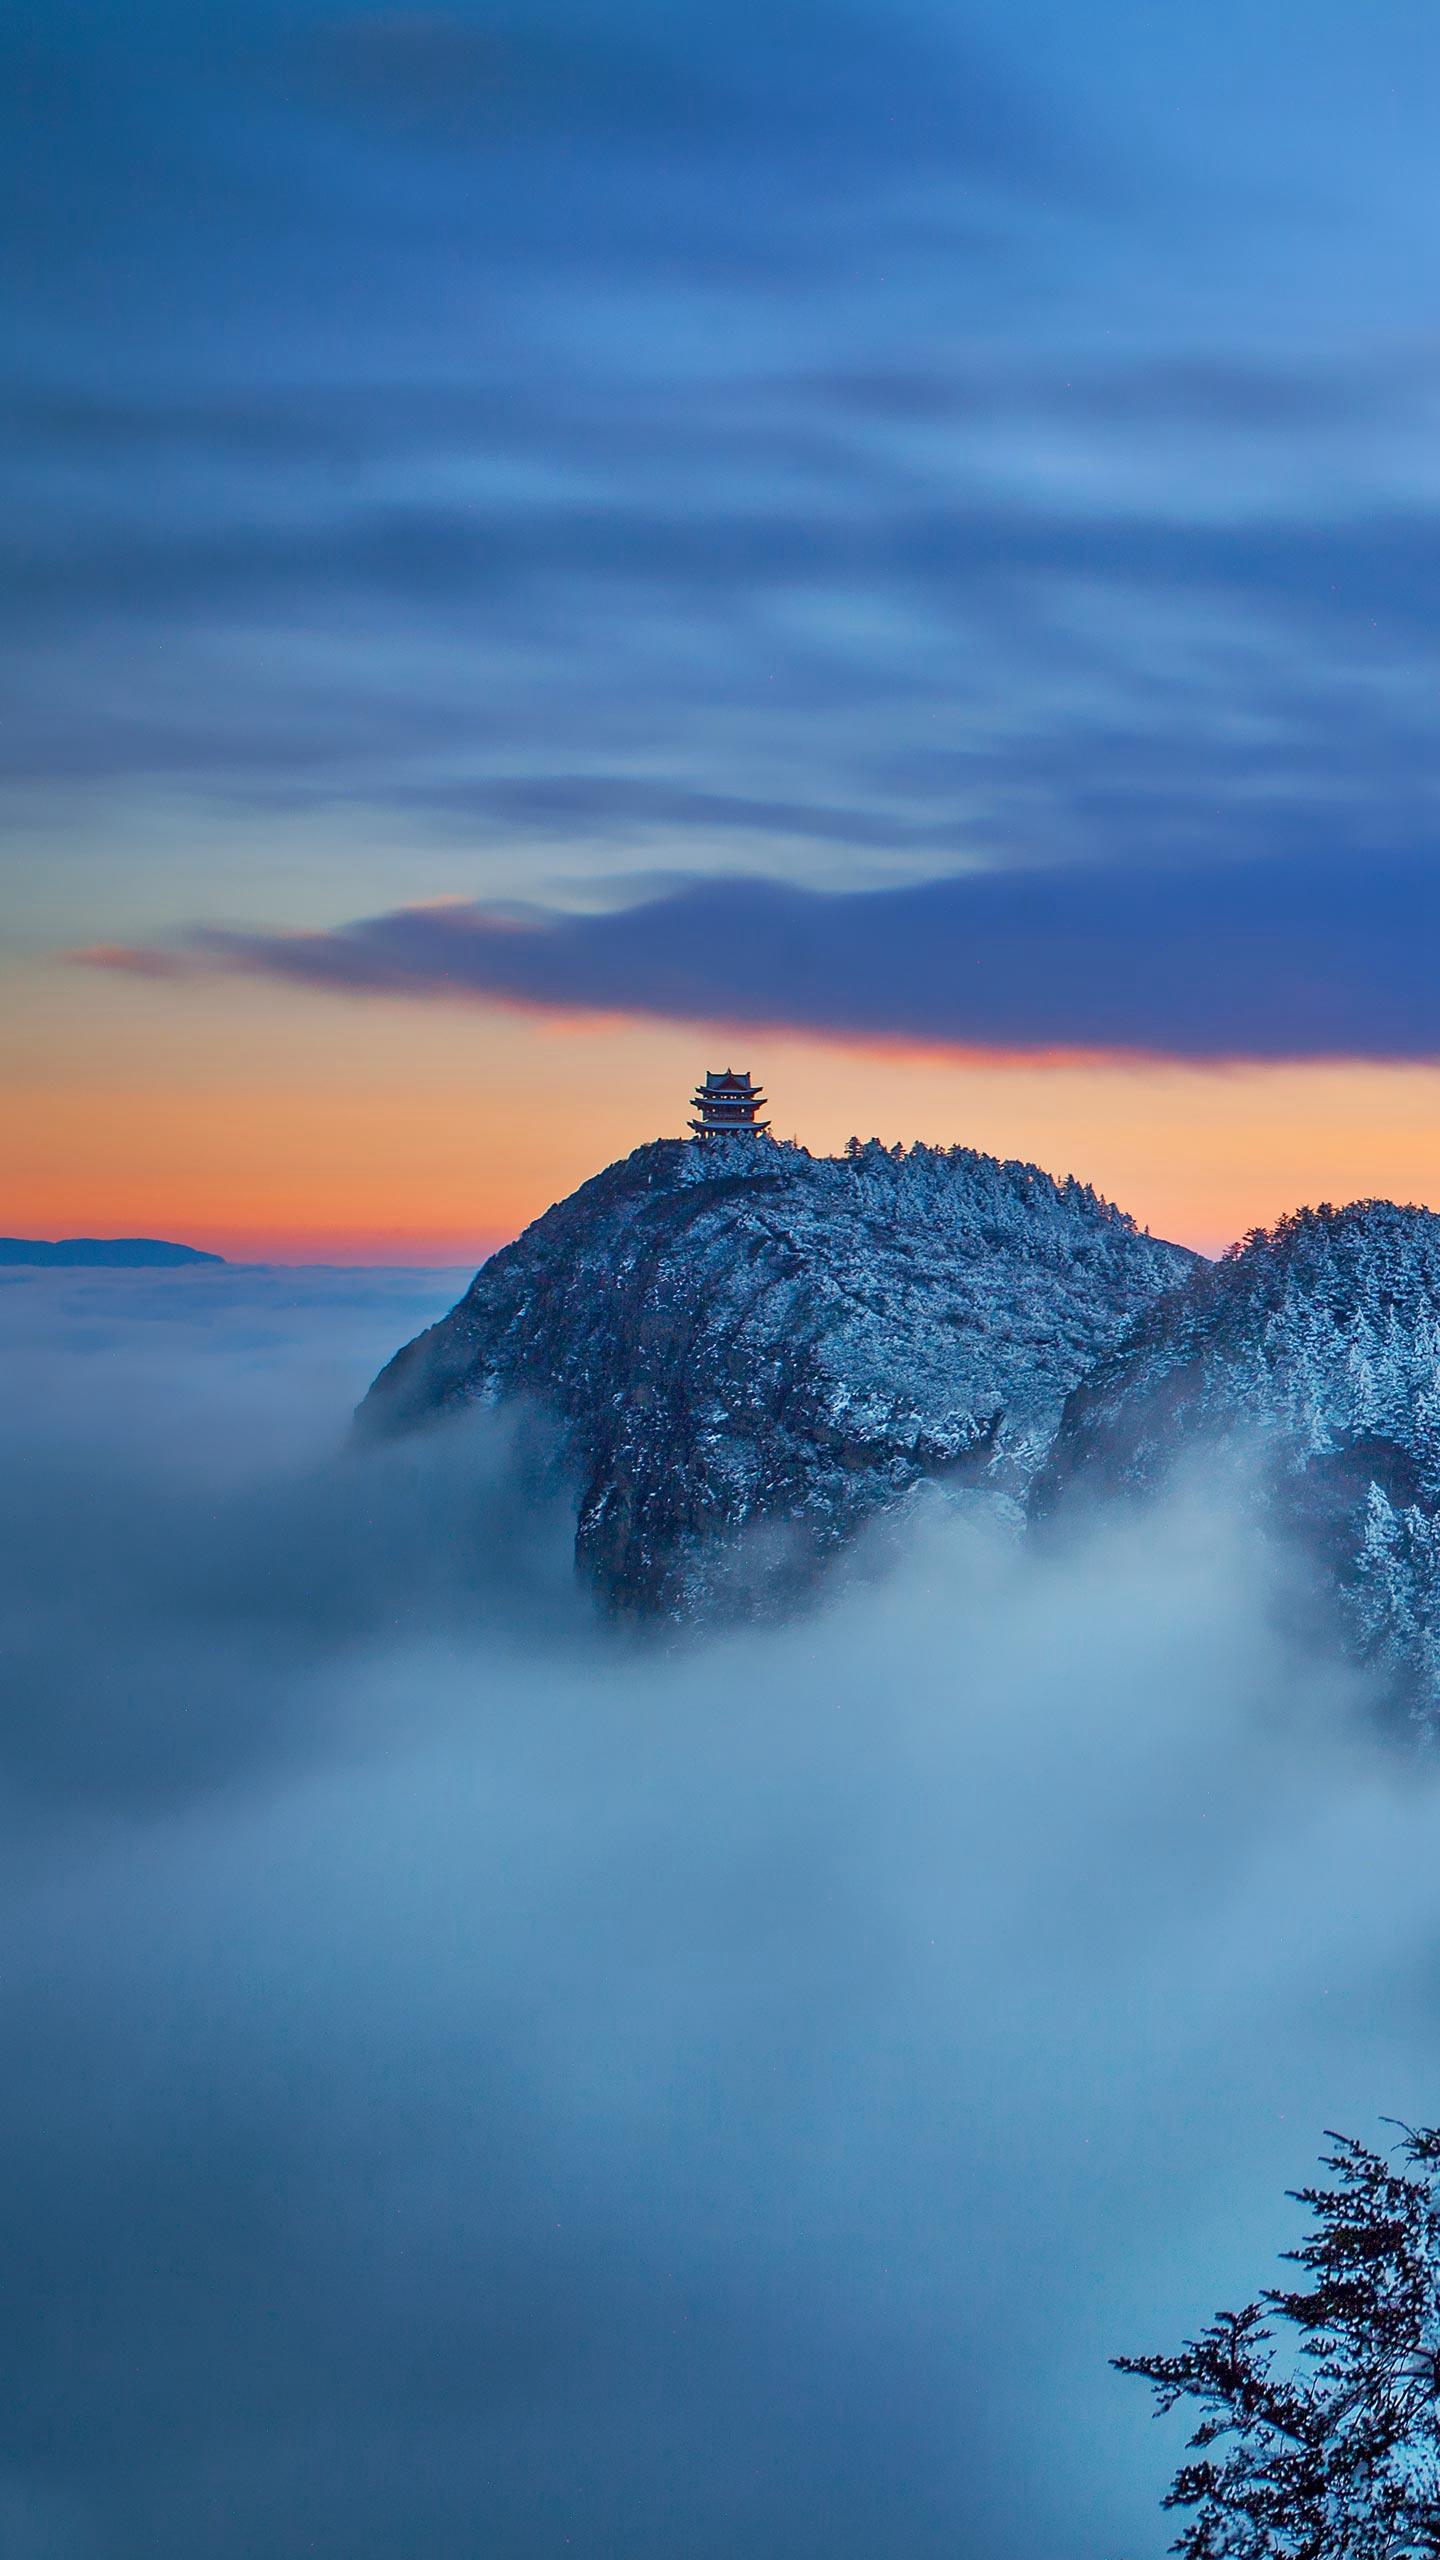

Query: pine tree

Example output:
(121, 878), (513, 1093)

(1116, 2125), (1440, 2558)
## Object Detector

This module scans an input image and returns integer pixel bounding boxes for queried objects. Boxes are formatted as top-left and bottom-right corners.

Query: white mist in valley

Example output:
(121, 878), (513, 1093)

(1, 1266), (1437, 2560)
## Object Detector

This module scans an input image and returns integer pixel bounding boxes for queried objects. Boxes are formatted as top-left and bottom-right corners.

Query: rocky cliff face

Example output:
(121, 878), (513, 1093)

(1036, 1200), (1440, 1723)
(361, 1134), (1193, 1619)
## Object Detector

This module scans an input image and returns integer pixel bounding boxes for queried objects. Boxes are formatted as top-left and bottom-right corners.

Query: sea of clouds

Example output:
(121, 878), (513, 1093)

(2, 1263), (1439, 2559)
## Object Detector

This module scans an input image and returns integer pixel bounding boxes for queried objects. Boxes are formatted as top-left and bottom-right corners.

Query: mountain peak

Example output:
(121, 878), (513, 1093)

(1038, 1196), (1440, 1720)
(361, 1137), (1193, 1620)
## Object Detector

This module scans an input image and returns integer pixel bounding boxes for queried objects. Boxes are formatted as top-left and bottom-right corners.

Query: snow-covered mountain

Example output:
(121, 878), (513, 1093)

(361, 1134), (1194, 1618)
(1037, 1200), (1440, 1721)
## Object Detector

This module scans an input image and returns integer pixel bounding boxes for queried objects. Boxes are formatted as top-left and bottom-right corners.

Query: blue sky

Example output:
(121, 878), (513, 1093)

(8, 0), (1440, 992)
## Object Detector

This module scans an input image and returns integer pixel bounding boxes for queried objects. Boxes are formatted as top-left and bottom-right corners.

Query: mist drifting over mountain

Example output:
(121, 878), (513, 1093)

(363, 1136), (1193, 1618)
(4, 1263), (1440, 2559)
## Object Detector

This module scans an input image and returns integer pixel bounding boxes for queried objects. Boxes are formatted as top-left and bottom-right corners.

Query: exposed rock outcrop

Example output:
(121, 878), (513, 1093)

(361, 1134), (1193, 1619)
(1036, 1201), (1440, 1722)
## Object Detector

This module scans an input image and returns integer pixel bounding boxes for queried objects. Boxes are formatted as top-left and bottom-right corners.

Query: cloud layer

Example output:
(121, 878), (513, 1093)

(89, 849), (1440, 1063)
(5, 1264), (1440, 2556)
(10, 0), (1440, 1014)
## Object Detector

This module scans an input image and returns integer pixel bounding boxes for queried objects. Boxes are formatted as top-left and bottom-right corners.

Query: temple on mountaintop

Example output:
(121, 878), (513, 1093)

(689, 1068), (770, 1137)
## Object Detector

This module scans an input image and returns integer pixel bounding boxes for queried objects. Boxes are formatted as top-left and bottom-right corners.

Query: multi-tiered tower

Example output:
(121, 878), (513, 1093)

(688, 1068), (771, 1137)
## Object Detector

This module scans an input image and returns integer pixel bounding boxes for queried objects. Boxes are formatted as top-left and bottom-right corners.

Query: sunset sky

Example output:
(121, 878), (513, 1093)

(7, 0), (1440, 1260)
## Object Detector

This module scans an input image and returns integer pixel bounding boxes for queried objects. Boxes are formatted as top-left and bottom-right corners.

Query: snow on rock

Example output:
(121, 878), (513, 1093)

(1036, 1199), (1440, 1724)
(360, 1134), (1193, 1620)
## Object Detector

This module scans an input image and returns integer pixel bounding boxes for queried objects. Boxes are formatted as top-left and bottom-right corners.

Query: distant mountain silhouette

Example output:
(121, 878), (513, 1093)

(0, 1236), (224, 1267)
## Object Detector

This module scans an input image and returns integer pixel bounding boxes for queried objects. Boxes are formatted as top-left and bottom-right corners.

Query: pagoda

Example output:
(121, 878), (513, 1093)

(689, 1068), (771, 1138)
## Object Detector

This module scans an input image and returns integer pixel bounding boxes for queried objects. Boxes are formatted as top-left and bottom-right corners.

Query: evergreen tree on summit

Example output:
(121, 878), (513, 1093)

(1117, 2125), (1440, 2558)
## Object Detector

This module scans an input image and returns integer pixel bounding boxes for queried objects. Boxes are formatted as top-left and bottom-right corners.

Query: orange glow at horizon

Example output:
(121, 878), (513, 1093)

(6, 965), (1440, 1263)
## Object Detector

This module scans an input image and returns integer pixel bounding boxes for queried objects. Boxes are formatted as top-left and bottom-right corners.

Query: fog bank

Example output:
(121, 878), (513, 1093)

(1, 1267), (1437, 2559)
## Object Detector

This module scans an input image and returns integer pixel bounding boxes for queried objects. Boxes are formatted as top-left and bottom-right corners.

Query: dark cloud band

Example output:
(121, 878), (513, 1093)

(83, 852), (1440, 1063)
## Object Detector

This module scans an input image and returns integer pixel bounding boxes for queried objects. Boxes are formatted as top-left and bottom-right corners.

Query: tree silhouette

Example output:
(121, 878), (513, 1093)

(1117, 2125), (1440, 2558)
